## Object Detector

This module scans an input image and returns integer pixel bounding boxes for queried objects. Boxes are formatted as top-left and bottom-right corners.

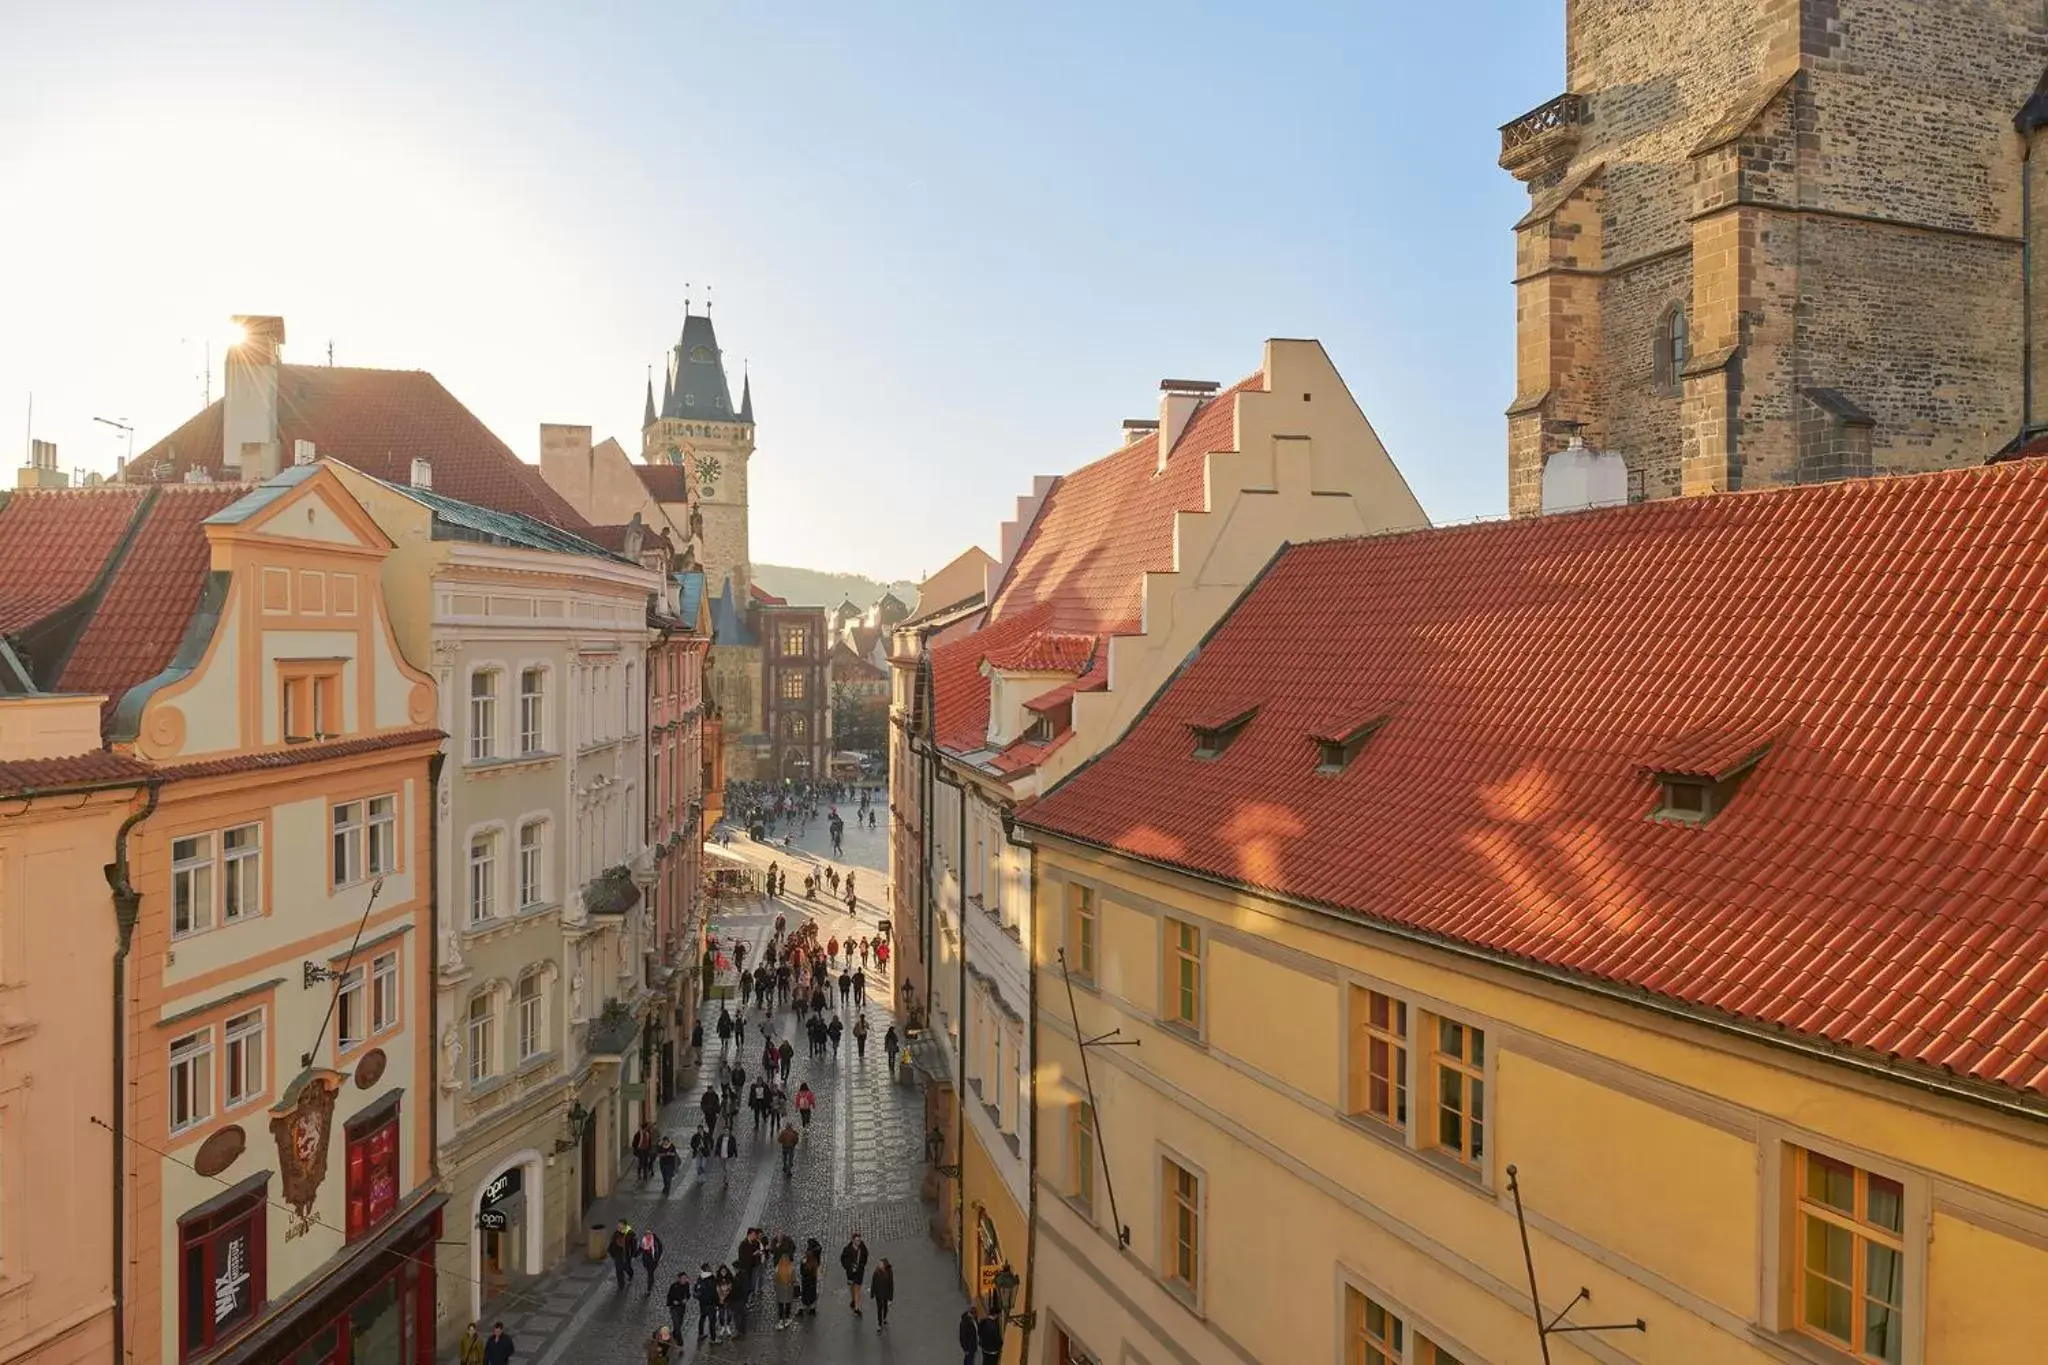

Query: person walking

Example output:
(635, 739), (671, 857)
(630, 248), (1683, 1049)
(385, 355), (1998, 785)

(828, 1013), (845, 1059)
(457, 1323), (485, 1365)
(733, 1010), (748, 1050)
(777, 1037), (795, 1083)
(718, 1126), (738, 1180)
(638, 1227), (665, 1292)
(978, 1307), (1006, 1364)
(840, 1233), (869, 1314)
(644, 1325), (675, 1364)
(853, 1012), (870, 1059)
(778, 1118), (800, 1175)
(666, 1271), (692, 1341)
(690, 1017), (704, 1066)
(482, 1322), (516, 1365)
(958, 1308), (980, 1365)
(690, 1126), (708, 1178)
(795, 1081), (816, 1129)
(854, 966), (867, 1007)
(657, 1134), (680, 1194)
(632, 1120), (656, 1181)
(838, 967), (852, 1007)
(884, 1023), (900, 1074)
(870, 1258), (895, 1331)
(800, 1239), (822, 1316)
(694, 1265), (718, 1344)
(716, 1007), (733, 1057)
(773, 1249), (798, 1328)
(714, 1265), (736, 1341)
(699, 1084), (721, 1139)
(608, 1225), (636, 1290)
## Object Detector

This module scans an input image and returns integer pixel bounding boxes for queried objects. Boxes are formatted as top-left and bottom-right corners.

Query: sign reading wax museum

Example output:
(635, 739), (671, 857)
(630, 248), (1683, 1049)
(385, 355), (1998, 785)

(479, 1167), (523, 1209)
(477, 1209), (509, 1232)
(214, 1225), (255, 1328)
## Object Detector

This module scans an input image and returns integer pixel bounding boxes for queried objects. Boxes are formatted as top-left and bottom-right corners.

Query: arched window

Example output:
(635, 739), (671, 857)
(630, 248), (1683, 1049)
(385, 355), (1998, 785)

(1655, 305), (1689, 395)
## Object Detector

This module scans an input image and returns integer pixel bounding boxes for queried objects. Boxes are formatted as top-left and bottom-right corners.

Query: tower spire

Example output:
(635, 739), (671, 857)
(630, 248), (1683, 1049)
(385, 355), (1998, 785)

(740, 364), (753, 424)
(643, 366), (657, 429)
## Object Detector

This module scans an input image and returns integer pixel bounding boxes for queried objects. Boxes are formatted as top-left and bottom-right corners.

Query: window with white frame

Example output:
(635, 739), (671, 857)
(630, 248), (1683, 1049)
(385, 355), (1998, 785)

(469, 831), (498, 924)
(367, 794), (397, 876)
(467, 993), (495, 1083)
(518, 820), (547, 909)
(519, 667), (547, 754)
(332, 801), (364, 888)
(172, 834), (215, 937)
(370, 950), (399, 1033)
(221, 824), (261, 923)
(517, 972), (545, 1061)
(469, 669), (500, 761)
(169, 1029), (213, 1133)
(336, 965), (366, 1051)
(223, 1009), (265, 1108)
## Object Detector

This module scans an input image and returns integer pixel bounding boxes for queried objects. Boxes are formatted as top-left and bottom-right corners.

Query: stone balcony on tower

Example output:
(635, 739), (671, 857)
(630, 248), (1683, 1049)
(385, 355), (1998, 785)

(1499, 92), (1585, 182)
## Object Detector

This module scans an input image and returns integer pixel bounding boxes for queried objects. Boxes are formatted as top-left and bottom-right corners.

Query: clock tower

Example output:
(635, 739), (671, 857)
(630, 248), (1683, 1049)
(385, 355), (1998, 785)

(641, 308), (756, 604)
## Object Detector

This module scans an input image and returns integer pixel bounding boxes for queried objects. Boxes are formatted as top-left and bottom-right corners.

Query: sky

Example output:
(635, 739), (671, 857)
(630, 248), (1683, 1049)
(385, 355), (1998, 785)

(0, 1), (1560, 583)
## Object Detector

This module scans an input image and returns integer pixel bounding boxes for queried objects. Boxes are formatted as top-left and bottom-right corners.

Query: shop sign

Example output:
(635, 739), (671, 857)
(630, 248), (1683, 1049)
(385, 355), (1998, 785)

(214, 1225), (254, 1327)
(270, 1068), (345, 1241)
(477, 1209), (509, 1232)
(479, 1167), (523, 1209)
(621, 1082), (646, 1103)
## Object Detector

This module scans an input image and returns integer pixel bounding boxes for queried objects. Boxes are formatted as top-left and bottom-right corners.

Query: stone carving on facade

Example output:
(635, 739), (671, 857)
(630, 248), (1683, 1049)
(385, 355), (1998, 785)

(569, 971), (586, 1024)
(440, 1026), (464, 1091)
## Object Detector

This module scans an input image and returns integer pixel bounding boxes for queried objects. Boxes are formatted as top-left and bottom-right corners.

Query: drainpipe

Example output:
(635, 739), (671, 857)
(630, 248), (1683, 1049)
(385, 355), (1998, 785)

(2014, 101), (2048, 440)
(426, 751), (445, 1182)
(933, 763), (970, 1279)
(1004, 816), (1040, 1365)
(104, 779), (162, 1365)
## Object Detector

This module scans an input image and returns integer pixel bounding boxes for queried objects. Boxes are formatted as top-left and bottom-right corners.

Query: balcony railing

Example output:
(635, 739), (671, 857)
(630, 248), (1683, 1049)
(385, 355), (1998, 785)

(1499, 93), (1585, 182)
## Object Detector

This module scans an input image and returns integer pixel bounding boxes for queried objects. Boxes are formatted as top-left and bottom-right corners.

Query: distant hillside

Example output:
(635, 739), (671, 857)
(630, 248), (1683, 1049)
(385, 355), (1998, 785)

(753, 564), (918, 610)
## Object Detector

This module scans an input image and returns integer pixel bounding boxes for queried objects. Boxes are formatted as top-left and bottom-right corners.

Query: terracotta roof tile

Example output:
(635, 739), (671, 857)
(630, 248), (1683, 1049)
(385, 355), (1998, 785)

(58, 484), (245, 729)
(0, 485), (152, 634)
(932, 373), (1262, 760)
(0, 727), (441, 798)
(0, 750), (153, 797)
(1024, 460), (2048, 1099)
(985, 632), (1096, 674)
(129, 366), (588, 529)
(634, 465), (693, 502)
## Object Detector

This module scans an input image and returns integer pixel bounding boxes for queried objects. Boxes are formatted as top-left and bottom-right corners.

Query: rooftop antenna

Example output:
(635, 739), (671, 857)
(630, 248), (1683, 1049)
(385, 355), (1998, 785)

(327, 339), (335, 367)
(683, 282), (691, 317)
(93, 416), (135, 473)
(706, 283), (714, 315)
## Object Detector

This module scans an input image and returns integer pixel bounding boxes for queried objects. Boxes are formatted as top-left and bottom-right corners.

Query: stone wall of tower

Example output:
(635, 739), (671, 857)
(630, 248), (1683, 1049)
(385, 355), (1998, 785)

(1511, 0), (2048, 513)
(642, 416), (754, 601)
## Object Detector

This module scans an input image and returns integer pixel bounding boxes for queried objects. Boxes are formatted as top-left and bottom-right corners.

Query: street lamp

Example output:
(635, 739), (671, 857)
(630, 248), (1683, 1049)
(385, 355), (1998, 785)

(991, 1263), (1034, 1331)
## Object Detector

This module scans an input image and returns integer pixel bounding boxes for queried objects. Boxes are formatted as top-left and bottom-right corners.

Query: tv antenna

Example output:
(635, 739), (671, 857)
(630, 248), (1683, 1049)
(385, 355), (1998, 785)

(1507, 1165), (1646, 1361)
(93, 416), (135, 473)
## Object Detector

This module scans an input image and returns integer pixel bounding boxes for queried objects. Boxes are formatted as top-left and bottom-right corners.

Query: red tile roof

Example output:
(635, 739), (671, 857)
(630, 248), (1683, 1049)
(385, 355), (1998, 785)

(750, 583), (787, 606)
(634, 465), (693, 502)
(130, 366), (588, 529)
(932, 374), (1263, 763)
(0, 728), (443, 799)
(1024, 461), (2048, 1098)
(985, 632), (1097, 674)
(0, 485), (150, 633)
(60, 484), (245, 729)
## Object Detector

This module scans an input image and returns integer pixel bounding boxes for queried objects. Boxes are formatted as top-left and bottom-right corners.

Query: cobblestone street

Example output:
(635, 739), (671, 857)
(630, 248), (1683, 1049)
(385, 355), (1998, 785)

(471, 815), (971, 1364)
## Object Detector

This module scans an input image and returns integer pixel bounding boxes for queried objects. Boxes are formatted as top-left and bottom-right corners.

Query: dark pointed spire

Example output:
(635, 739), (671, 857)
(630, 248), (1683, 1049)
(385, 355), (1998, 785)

(661, 311), (739, 420)
(643, 367), (657, 429)
(739, 366), (753, 424)
(660, 364), (673, 418)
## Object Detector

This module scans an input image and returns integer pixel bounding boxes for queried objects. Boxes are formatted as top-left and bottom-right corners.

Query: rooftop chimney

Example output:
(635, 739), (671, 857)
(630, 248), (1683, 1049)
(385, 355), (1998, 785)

(292, 439), (316, 467)
(410, 457), (433, 490)
(1157, 379), (1218, 474)
(1121, 418), (1159, 446)
(224, 314), (286, 481)
(16, 439), (66, 490)
(1539, 426), (1630, 515)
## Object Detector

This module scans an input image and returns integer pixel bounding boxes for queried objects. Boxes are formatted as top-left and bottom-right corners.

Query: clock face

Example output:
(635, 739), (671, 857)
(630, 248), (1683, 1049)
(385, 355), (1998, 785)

(693, 453), (722, 483)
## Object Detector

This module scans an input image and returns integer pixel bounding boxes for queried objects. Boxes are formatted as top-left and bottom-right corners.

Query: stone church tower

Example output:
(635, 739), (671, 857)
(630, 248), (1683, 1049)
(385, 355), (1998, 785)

(1502, 0), (2048, 515)
(641, 309), (756, 601)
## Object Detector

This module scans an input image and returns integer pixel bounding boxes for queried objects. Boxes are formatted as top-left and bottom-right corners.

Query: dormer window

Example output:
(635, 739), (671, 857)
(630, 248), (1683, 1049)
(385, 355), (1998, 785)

(1312, 714), (1389, 775)
(1642, 718), (1778, 824)
(1025, 715), (1056, 744)
(1188, 707), (1257, 761)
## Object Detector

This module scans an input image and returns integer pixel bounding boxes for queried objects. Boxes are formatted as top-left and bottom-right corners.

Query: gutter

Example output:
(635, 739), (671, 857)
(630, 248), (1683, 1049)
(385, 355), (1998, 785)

(103, 779), (162, 1365)
(1004, 814), (1041, 1363)
(1018, 821), (2048, 1129)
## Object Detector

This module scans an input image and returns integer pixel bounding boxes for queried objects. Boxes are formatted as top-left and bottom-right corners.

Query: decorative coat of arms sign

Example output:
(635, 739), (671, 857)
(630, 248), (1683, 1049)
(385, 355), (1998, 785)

(270, 1068), (345, 1240)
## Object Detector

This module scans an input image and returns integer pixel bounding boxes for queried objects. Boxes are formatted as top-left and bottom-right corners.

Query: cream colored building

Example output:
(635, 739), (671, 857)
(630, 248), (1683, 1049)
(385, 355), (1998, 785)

(1017, 459), (2048, 1365)
(894, 340), (1426, 1330)
(330, 464), (664, 1338)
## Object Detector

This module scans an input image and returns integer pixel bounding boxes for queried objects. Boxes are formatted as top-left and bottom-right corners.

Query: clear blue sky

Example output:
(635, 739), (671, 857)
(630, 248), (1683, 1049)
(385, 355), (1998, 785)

(0, 1), (1560, 582)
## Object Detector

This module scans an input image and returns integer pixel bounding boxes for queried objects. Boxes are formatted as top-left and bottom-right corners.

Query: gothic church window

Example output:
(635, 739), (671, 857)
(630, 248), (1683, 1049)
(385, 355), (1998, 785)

(1655, 305), (1689, 396)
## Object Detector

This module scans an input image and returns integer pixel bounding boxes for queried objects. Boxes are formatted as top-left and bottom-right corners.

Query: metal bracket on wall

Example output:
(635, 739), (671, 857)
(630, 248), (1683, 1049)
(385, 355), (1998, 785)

(1060, 948), (1138, 1249)
(1507, 1164), (1646, 1362)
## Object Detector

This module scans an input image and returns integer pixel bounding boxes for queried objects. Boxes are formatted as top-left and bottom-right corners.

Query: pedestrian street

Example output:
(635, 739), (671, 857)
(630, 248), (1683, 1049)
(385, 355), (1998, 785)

(466, 888), (972, 1364)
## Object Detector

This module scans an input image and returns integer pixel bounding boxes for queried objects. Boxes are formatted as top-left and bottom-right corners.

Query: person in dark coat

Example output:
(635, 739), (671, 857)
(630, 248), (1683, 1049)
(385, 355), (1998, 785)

(657, 1134), (680, 1194)
(482, 1323), (516, 1365)
(839, 1233), (869, 1313)
(869, 1259), (895, 1330)
(978, 1308), (1006, 1364)
(693, 1265), (718, 1343)
(699, 1084), (721, 1138)
(690, 1018), (703, 1063)
(716, 1007), (733, 1055)
(828, 1014), (845, 1058)
(777, 1037), (794, 1082)
(608, 1227), (635, 1289)
(799, 1239), (822, 1315)
(665, 1271), (692, 1341)
(638, 1228), (665, 1292)
(958, 1308), (979, 1365)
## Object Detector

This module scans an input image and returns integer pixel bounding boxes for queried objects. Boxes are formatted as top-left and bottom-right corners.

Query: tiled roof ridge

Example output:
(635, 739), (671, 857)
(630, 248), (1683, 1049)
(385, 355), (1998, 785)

(0, 726), (446, 800)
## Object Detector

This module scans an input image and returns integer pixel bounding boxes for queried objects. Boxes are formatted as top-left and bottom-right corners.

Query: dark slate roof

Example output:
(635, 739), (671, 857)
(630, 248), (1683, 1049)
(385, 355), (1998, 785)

(379, 477), (631, 561)
(709, 576), (756, 647)
(661, 313), (747, 424)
